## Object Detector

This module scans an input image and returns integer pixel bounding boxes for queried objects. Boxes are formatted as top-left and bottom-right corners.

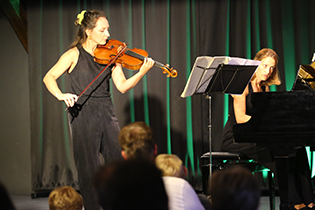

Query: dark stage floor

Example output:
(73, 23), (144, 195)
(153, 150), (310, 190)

(12, 195), (49, 210)
(11, 195), (280, 210)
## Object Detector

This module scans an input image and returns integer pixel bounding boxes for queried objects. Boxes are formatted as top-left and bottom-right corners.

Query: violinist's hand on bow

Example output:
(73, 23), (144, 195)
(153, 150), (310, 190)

(57, 93), (78, 107)
(139, 57), (155, 75)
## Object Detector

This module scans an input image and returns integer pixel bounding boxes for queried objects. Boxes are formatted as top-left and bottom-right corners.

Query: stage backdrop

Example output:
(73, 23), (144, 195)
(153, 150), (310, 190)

(27, 0), (315, 192)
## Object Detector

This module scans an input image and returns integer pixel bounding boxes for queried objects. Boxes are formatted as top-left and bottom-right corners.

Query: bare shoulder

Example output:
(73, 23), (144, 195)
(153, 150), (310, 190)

(61, 47), (79, 73)
(62, 47), (79, 60)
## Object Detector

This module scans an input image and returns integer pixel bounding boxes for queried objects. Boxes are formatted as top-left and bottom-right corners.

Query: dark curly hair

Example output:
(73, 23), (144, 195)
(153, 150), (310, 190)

(70, 9), (107, 48)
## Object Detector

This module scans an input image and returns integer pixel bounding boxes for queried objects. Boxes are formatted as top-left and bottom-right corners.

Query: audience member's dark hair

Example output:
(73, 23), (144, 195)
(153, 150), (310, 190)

(210, 167), (260, 210)
(94, 159), (168, 210)
(0, 182), (16, 210)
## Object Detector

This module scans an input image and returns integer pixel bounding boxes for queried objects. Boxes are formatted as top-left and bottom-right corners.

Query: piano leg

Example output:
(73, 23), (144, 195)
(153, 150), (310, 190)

(276, 156), (294, 210)
(275, 147), (314, 210)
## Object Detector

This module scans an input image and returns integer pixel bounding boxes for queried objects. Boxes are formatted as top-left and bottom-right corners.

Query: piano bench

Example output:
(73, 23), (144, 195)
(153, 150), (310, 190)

(200, 151), (275, 210)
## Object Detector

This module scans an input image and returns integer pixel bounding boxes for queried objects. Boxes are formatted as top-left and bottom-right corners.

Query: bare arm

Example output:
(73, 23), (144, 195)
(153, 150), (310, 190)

(232, 85), (251, 123)
(43, 48), (79, 107)
(111, 58), (155, 94)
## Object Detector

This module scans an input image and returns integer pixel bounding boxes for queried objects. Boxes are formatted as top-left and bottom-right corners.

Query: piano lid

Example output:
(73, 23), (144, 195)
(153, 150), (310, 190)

(233, 90), (315, 146)
(291, 61), (315, 91)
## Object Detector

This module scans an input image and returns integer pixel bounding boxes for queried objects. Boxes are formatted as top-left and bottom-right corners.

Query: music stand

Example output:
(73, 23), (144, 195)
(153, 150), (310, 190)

(181, 56), (260, 179)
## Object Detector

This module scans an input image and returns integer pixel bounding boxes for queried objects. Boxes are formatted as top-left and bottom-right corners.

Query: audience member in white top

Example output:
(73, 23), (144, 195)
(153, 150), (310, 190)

(156, 154), (208, 210)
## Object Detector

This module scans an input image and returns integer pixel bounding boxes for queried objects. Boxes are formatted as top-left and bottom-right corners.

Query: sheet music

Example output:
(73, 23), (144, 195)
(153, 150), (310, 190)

(180, 56), (211, 98)
(181, 56), (229, 97)
(225, 57), (260, 66)
(196, 56), (231, 94)
(181, 56), (261, 98)
(226, 57), (246, 65)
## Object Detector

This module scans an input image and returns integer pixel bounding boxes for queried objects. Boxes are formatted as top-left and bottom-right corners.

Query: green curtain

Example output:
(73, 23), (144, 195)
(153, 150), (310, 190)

(28, 0), (315, 192)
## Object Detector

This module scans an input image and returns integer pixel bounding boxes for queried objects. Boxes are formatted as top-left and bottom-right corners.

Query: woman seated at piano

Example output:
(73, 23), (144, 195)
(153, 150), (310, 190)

(221, 48), (315, 210)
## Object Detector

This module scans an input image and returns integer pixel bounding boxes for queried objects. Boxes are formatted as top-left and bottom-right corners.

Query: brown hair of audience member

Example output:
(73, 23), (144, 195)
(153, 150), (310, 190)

(48, 186), (83, 210)
(209, 167), (260, 210)
(118, 121), (156, 160)
(155, 154), (188, 178)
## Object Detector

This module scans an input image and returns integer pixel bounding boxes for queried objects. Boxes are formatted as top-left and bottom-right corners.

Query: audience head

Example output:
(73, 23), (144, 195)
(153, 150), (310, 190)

(155, 154), (188, 179)
(48, 186), (83, 210)
(94, 159), (168, 210)
(209, 167), (260, 210)
(118, 121), (156, 160)
(0, 182), (16, 210)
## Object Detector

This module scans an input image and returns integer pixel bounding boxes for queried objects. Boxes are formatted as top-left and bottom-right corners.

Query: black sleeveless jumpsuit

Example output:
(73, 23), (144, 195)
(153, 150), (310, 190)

(67, 45), (122, 210)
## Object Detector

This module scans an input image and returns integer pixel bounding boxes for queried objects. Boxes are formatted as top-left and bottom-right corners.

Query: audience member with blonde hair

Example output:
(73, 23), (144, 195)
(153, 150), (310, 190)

(155, 154), (188, 178)
(48, 186), (83, 210)
(156, 154), (207, 210)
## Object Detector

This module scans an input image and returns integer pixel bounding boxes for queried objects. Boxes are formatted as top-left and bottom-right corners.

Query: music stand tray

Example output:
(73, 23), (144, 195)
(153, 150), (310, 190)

(181, 56), (260, 97)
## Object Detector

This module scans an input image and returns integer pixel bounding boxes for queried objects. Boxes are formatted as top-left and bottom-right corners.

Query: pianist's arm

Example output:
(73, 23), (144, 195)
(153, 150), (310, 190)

(232, 84), (251, 124)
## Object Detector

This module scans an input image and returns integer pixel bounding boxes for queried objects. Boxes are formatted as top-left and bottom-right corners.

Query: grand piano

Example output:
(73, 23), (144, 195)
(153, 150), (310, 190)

(233, 61), (315, 210)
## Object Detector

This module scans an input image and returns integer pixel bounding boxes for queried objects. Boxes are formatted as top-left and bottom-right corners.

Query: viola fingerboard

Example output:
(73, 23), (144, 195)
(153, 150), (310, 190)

(125, 49), (165, 69)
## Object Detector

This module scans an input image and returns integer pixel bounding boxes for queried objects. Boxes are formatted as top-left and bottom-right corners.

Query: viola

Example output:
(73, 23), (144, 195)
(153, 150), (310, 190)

(93, 39), (177, 77)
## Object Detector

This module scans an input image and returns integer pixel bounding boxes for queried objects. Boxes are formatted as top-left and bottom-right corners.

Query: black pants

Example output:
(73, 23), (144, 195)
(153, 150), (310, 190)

(69, 97), (122, 210)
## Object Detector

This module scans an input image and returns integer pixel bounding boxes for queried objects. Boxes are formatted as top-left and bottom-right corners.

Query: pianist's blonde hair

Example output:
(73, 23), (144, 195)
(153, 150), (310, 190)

(252, 48), (281, 88)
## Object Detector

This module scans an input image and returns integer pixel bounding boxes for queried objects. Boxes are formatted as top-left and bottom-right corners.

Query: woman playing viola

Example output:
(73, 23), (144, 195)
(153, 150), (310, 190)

(43, 9), (154, 210)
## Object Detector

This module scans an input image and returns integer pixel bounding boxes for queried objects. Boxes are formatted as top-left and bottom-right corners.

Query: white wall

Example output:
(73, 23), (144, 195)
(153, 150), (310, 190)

(0, 15), (31, 195)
